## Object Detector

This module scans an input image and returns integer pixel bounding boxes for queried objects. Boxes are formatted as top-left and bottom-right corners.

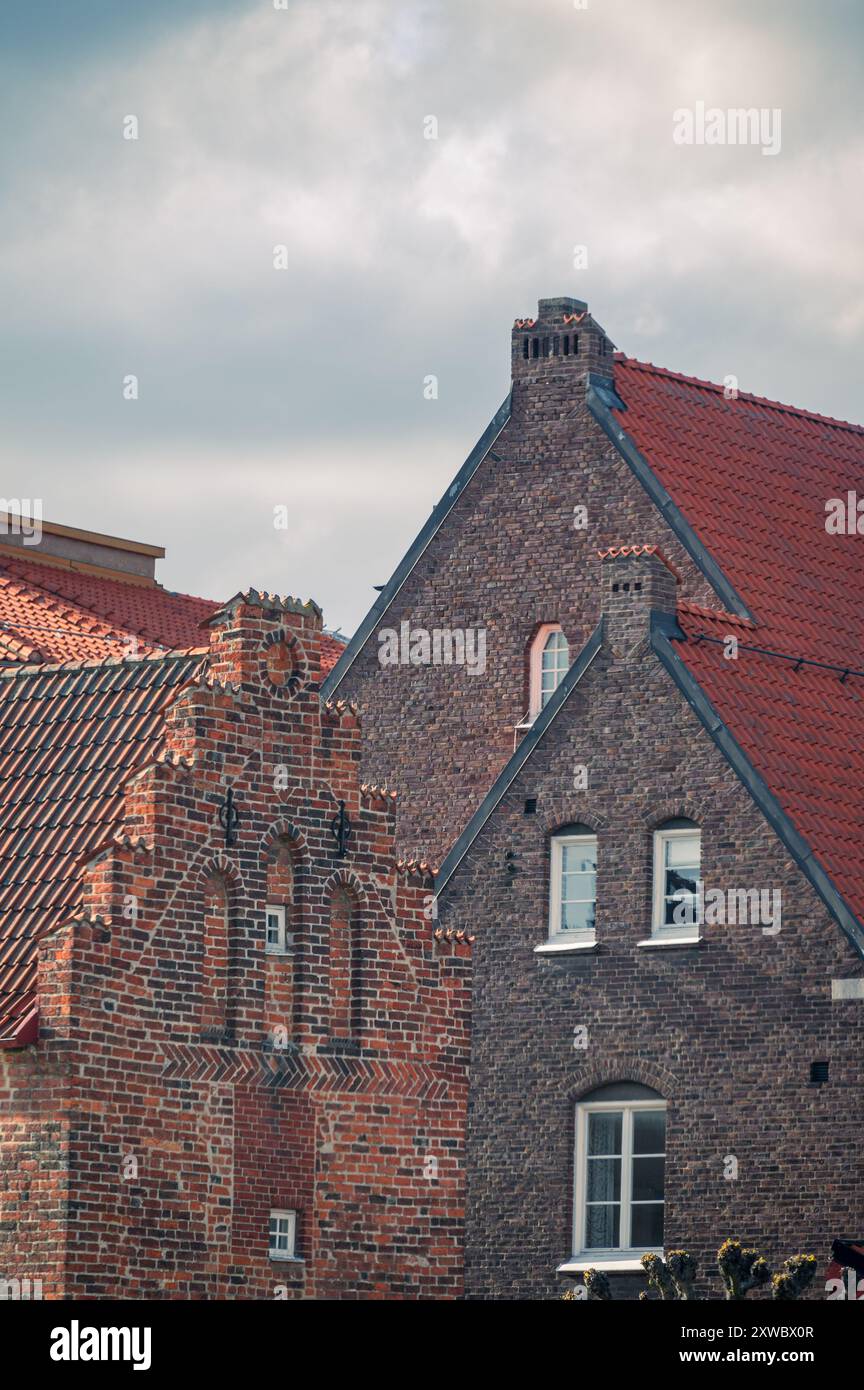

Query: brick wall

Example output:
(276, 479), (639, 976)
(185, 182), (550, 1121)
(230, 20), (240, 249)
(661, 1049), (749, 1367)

(0, 595), (470, 1299)
(440, 553), (864, 1299)
(334, 298), (718, 863)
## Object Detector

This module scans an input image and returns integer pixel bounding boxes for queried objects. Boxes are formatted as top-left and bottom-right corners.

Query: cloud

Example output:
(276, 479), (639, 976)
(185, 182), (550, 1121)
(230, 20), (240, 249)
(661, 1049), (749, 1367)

(0, 0), (861, 631)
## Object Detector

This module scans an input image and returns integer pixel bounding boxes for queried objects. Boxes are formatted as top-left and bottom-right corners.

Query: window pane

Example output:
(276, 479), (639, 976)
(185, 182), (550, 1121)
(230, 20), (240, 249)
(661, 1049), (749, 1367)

(561, 871), (596, 900)
(561, 900), (595, 933)
(632, 1156), (665, 1202)
(665, 834), (700, 868)
(630, 1202), (664, 1248)
(587, 1111), (622, 1155)
(561, 867), (594, 889)
(633, 1110), (666, 1154)
(540, 631), (569, 707)
(587, 1157), (621, 1202)
(585, 1204), (619, 1249)
(562, 843), (596, 874)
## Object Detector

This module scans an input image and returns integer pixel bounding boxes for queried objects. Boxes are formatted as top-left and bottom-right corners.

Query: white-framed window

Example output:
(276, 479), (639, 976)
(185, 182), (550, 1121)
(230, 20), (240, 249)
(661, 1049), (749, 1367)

(549, 829), (597, 942)
(652, 821), (701, 937)
(265, 903), (290, 954)
(528, 624), (570, 720)
(573, 1087), (666, 1259)
(268, 1208), (298, 1260)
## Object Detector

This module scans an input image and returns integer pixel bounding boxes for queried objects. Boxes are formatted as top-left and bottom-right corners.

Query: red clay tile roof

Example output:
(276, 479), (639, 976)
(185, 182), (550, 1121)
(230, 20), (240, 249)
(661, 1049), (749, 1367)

(320, 633), (347, 676)
(0, 651), (204, 1042)
(613, 357), (864, 929)
(0, 556), (346, 679)
(0, 569), (136, 664)
(0, 556), (218, 655)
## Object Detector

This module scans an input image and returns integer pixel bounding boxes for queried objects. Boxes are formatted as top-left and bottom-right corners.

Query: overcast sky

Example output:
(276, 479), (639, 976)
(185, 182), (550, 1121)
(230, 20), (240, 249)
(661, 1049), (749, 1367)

(1, 0), (861, 633)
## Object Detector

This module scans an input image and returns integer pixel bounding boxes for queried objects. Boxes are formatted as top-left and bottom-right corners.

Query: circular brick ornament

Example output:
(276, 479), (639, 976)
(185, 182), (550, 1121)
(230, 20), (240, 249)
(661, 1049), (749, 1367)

(262, 633), (307, 696)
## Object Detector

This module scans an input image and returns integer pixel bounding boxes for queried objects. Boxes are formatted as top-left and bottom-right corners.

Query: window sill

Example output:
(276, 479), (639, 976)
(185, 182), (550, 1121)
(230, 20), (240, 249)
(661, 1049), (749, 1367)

(269, 1254), (305, 1264)
(265, 949), (295, 959)
(558, 1253), (659, 1274)
(535, 937), (598, 955)
(638, 934), (703, 950)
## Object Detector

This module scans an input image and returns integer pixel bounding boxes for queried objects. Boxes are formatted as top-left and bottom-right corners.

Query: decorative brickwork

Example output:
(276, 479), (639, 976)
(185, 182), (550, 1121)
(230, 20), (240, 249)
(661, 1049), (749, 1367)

(0, 595), (469, 1299)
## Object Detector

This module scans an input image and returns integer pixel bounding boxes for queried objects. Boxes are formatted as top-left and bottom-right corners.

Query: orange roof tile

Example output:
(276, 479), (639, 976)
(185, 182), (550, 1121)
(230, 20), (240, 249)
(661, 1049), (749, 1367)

(0, 652), (203, 1042)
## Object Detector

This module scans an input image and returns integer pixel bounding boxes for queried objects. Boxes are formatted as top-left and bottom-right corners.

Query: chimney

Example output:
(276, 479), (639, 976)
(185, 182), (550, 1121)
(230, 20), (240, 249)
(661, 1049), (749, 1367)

(205, 589), (323, 693)
(597, 546), (680, 652)
(511, 296), (616, 402)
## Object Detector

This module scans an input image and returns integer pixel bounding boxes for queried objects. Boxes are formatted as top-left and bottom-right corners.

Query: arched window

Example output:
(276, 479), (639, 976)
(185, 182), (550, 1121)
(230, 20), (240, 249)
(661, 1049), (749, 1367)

(652, 818), (701, 938)
(201, 873), (230, 1037)
(266, 846), (295, 955)
(572, 1083), (666, 1263)
(329, 886), (361, 1042)
(528, 624), (570, 720)
(548, 825), (597, 945)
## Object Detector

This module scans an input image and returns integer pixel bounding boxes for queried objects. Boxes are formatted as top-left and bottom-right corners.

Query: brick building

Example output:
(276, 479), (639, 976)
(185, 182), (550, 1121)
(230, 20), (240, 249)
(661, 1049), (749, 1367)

(326, 296), (864, 1297)
(0, 526), (469, 1299)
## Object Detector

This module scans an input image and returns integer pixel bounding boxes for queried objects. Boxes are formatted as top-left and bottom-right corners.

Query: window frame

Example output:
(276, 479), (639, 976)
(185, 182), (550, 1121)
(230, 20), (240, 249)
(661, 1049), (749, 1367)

(265, 903), (290, 955)
(572, 1098), (666, 1261)
(652, 825), (701, 939)
(268, 1208), (299, 1261)
(528, 623), (570, 721)
(548, 831), (598, 944)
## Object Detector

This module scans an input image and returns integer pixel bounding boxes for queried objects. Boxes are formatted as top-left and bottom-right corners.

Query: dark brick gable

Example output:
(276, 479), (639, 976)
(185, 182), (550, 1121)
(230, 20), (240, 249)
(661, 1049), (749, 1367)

(440, 551), (863, 1298)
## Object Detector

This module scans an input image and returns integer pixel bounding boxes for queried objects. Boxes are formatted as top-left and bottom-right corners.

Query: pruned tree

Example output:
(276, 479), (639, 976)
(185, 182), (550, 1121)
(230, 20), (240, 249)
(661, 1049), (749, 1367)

(717, 1239), (771, 1299)
(560, 1268), (612, 1300)
(641, 1250), (698, 1299)
(772, 1254), (817, 1300)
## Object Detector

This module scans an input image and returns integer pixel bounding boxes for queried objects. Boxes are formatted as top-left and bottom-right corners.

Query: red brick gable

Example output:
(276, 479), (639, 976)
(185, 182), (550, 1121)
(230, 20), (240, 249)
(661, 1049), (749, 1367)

(0, 590), (468, 1298)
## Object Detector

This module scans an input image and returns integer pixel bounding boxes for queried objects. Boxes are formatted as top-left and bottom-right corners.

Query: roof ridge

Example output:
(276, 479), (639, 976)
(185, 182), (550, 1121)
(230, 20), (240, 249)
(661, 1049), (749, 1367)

(614, 354), (864, 435)
(677, 600), (756, 630)
(0, 647), (205, 683)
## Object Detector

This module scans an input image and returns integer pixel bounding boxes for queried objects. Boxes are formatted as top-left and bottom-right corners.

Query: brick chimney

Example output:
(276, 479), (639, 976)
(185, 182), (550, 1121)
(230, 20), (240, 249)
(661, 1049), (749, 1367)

(511, 296), (615, 409)
(598, 546), (680, 653)
(205, 590), (323, 693)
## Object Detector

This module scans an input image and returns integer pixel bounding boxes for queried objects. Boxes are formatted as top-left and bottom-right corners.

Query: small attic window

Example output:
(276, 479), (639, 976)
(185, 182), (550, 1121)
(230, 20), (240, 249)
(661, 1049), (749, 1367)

(528, 624), (570, 720)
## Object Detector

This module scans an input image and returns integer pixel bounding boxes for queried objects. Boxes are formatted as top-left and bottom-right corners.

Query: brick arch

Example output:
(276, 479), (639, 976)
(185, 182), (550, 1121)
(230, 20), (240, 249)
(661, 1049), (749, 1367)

(566, 1056), (681, 1104)
(541, 800), (609, 837)
(322, 868), (367, 904)
(642, 797), (709, 831)
(324, 871), (367, 1044)
(261, 820), (307, 863)
(195, 853), (246, 902)
(197, 859), (239, 1039)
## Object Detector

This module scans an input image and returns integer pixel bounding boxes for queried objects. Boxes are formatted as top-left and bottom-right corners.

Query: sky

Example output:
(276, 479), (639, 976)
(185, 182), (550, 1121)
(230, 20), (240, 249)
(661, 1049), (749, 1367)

(1, 0), (861, 634)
